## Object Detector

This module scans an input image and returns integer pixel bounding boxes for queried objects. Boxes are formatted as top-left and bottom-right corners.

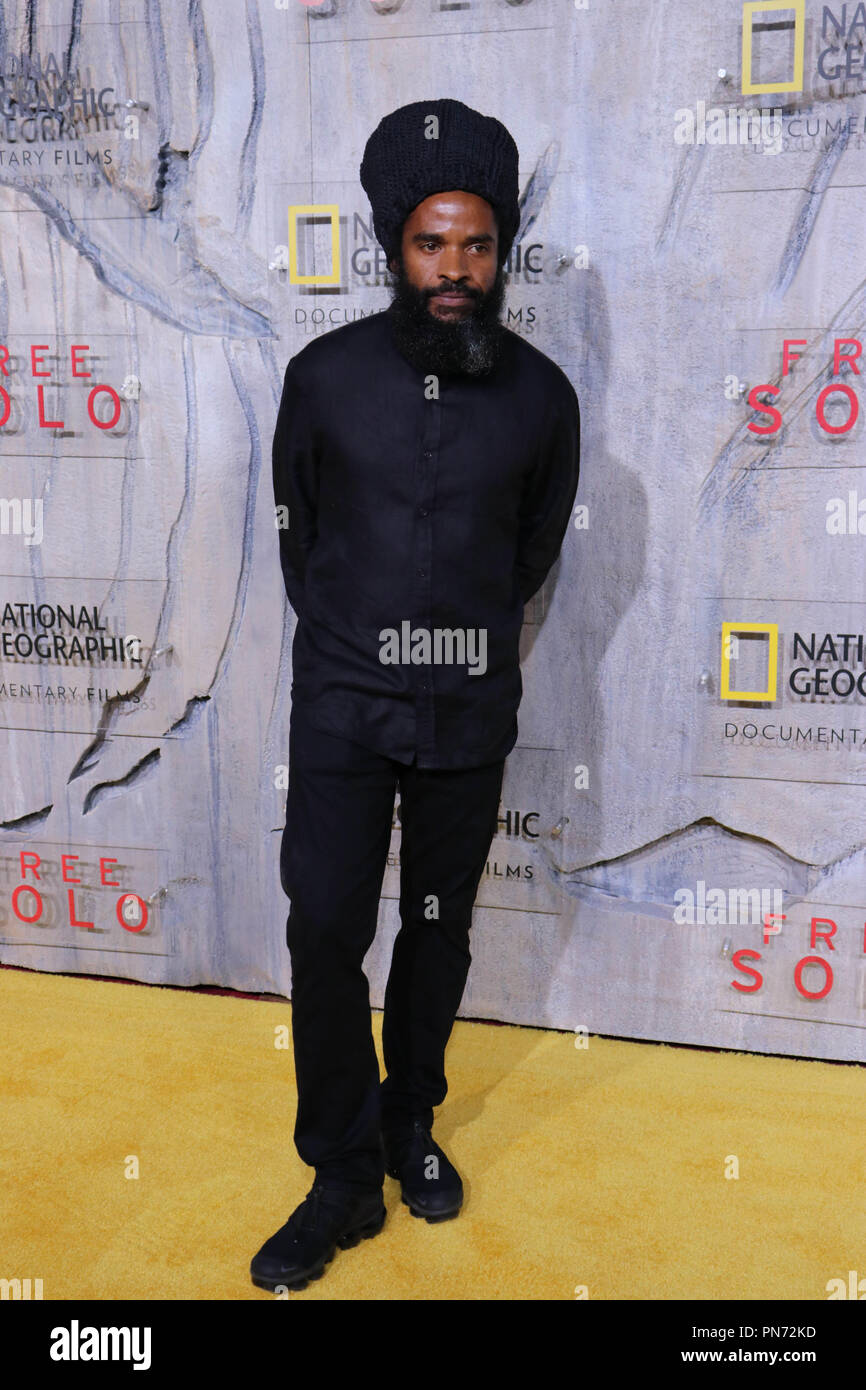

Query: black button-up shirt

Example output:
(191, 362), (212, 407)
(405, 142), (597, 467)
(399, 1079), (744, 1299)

(272, 306), (579, 769)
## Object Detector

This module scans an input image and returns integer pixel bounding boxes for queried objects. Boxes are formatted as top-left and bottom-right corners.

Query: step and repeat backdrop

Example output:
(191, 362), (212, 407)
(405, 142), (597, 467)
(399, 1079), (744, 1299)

(0, 0), (864, 1061)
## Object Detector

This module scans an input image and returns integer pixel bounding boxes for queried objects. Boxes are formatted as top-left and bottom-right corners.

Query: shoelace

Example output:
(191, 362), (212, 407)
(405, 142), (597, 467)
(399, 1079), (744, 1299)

(299, 1181), (364, 1232)
(387, 1119), (434, 1169)
(298, 1181), (327, 1232)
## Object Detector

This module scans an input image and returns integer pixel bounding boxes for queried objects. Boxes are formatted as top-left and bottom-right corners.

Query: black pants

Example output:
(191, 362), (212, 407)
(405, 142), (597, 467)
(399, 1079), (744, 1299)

(279, 700), (506, 1192)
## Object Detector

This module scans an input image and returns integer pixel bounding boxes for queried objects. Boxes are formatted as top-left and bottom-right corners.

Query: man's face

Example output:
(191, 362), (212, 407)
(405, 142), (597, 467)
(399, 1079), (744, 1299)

(385, 190), (507, 377)
(393, 191), (499, 319)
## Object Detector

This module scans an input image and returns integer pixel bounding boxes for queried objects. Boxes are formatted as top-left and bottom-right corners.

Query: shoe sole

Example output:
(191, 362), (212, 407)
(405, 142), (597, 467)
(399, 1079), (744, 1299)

(400, 1194), (463, 1223)
(250, 1206), (386, 1294)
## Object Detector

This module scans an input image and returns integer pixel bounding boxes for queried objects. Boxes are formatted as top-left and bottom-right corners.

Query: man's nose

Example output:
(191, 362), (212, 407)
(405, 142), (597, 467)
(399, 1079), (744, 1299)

(437, 247), (470, 282)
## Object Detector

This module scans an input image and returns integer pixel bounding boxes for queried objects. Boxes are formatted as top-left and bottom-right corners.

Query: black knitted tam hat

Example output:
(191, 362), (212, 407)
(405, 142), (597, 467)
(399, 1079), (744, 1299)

(359, 98), (520, 267)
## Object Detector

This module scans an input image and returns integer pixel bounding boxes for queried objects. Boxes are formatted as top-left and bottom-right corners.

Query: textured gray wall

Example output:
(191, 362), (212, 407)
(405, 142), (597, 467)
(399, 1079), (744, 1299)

(1, 0), (864, 1062)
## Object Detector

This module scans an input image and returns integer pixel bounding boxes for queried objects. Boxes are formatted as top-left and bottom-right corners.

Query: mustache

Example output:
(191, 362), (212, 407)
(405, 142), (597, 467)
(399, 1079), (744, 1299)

(425, 284), (481, 299)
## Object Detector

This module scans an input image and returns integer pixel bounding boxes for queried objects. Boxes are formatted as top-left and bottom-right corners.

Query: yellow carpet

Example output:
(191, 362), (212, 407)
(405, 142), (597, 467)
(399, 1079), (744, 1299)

(1, 967), (863, 1300)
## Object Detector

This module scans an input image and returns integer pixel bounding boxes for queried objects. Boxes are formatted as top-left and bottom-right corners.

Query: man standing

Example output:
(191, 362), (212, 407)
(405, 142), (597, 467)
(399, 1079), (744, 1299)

(251, 98), (580, 1293)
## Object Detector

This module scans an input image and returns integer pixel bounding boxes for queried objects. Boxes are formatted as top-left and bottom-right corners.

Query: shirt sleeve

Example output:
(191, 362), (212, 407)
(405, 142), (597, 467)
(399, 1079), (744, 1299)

(515, 379), (580, 606)
(272, 358), (320, 621)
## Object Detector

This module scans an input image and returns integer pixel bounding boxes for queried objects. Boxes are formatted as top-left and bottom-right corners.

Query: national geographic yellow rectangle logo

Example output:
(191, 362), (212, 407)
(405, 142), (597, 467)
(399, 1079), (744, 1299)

(721, 621), (779, 701)
(741, 0), (805, 94)
(288, 204), (340, 285)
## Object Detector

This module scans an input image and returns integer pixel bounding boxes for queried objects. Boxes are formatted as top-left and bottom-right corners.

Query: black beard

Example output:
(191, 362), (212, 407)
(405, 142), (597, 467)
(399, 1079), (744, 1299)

(385, 256), (507, 377)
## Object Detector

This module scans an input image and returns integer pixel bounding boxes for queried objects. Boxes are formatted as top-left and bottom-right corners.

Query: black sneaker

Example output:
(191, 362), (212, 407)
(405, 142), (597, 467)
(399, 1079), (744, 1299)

(250, 1182), (386, 1293)
(383, 1118), (464, 1222)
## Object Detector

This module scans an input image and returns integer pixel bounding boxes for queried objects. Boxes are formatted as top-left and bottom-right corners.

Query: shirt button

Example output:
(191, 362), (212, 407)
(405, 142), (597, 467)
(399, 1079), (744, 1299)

(417, 568), (426, 577)
(419, 506), (428, 517)
(423, 450), (432, 459)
